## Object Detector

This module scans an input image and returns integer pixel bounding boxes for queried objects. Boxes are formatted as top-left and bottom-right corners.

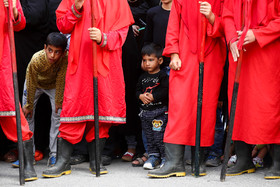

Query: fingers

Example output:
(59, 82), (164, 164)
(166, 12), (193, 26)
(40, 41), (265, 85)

(3, 0), (9, 7)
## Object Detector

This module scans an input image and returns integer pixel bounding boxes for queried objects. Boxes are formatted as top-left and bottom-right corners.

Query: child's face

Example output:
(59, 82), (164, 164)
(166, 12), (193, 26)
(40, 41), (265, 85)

(142, 54), (163, 74)
(44, 44), (65, 64)
(161, 0), (172, 4)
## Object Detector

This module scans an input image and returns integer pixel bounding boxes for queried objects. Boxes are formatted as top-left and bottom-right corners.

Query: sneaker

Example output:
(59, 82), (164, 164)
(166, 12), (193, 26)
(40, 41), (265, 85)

(253, 157), (264, 168)
(160, 158), (166, 168)
(205, 155), (221, 167)
(47, 156), (56, 167)
(227, 155), (237, 167)
(143, 155), (160, 170)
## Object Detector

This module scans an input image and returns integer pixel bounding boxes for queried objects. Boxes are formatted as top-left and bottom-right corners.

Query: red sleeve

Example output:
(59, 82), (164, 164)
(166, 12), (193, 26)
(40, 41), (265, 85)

(162, 1), (181, 57)
(102, 26), (129, 51)
(207, 13), (224, 38)
(56, 2), (83, 34)
(13, 0), (26, 31)
(222, 0), (238, 45)
(253, 2), (280, 48)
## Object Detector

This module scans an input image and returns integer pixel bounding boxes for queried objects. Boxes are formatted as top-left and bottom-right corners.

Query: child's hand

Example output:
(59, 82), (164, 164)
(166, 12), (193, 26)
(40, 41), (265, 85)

(146, 93), (154, 102)
(3, 0), (18, 19)
(139, 93), (152, 104)
(23, 107), (33, 118)
(88, 27), (102, 44)
(55, 104), (62, 113)
(132, 25), (140, 37)
(237, 29), (256, 46)
(230, 40), (239, 62)
(75, 0), (85, 11)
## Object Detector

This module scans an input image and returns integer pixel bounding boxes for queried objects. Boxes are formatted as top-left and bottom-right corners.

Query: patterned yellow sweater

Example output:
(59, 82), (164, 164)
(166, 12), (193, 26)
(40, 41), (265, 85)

(24, 50), (68, 110)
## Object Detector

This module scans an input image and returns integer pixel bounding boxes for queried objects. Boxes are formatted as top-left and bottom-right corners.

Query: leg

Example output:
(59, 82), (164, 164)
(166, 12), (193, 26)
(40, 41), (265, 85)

(264, 144), (280, 179)
(226, 141), (255, 176)
(85, 122), (111, 175)
(42, 122), (86, 178)
(45, 88), (61, 166)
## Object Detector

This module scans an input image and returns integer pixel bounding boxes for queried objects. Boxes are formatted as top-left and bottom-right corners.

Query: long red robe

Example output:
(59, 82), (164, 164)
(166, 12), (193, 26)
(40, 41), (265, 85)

(0, 0), (26, 116)
(56, 0), (134, 124)
(0, 1), (32, 142)
(163, 0), (226, 146)
(223, 0), (280, 144)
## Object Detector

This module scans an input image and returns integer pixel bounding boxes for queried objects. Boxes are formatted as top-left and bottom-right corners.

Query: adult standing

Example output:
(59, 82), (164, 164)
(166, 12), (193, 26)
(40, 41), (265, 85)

(223, 0), (280, 179)
(0, 0), (37, 181)
(148, 0), (226, 178)
(42, 0), (134, 178)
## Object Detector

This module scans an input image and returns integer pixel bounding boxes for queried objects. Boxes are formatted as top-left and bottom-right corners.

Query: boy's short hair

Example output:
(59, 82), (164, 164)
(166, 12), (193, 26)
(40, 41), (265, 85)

(141, 43), (163, 59)
(46, 32), (67, 51)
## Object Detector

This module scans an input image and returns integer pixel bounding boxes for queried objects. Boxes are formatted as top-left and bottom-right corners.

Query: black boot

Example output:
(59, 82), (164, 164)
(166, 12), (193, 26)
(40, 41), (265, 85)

(147, 143), (186, 178)
(23, 139), (38, 181)
(88, 138), (108, 175)
(226, 141), (255, 176)
(42, 138), (73, 178)
(264, 144), (280, 179)
(191, 146), (206, 176)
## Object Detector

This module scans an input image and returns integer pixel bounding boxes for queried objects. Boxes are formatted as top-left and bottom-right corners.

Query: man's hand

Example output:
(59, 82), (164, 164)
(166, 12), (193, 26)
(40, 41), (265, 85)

(237, 29), (256, 46)
(55, 104), (62, 113)
(146, 93), (154, 102)
(75, 0), (85, 12)
(199, 1), (215, 25)
(3, 0), (18, 19)
(230, 40), (239, 62)
(169, 53), (181, 71)
(139, 93), (152, 105)
(23, 107), (33, 118)
(88, 27), (102, 44)
(132, 25), (140, 37)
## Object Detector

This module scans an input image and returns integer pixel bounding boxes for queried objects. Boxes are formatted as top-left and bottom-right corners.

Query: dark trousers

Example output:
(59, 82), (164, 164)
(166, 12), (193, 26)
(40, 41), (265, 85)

(140, 106), (168, 158)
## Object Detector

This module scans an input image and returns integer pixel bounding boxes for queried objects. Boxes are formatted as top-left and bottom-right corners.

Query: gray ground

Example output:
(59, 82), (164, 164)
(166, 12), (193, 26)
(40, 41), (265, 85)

(0, 158), (279, 187)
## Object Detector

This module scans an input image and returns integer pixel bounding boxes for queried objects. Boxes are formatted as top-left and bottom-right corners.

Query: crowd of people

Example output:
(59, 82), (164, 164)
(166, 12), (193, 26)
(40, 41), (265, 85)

(0, 0), (279, 183)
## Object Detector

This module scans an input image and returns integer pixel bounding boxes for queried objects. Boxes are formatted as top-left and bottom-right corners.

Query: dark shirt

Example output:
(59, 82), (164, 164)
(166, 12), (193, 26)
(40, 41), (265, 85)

(144, 5), (170, 67)
(136, 70), (169, 110)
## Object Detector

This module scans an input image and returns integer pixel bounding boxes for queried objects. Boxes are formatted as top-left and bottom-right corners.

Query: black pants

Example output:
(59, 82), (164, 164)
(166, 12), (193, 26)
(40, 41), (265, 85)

(140, 106), (168, 158)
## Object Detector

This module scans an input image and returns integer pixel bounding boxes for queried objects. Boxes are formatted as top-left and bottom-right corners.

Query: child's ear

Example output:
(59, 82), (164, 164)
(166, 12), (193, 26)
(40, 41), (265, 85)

(44, 44), (47, 50)
(159, 57), (163, 65)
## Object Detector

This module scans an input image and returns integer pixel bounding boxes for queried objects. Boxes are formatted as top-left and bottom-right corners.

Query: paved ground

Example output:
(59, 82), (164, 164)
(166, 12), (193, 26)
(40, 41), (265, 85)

(0, 158), (279, 187)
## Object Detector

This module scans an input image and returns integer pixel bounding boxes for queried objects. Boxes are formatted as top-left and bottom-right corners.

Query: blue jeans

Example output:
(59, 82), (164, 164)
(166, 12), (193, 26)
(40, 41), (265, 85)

(208, 107), (225, 157)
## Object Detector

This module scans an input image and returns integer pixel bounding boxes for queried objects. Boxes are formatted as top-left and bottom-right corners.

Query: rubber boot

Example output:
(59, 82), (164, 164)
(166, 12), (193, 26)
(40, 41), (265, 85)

(264, 144), (280, 179)
(226, 141), (255, 176)
(191, 146), (207, 176)
(88, 138), (108, 175)
(23, 139), (38, 181)
(147, 143), (186, 178)
(42, 138), (73, 178)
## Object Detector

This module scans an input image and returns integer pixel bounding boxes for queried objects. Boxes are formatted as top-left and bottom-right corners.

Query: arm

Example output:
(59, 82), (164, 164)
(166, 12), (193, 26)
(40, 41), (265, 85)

(55, 57), (68, 113)
(56, 1), (83, 34)
(24, 59), (38, 111)
(6, 0), (26, 31)
(253, 3), (280, 48)
(152, 73), (169, 103)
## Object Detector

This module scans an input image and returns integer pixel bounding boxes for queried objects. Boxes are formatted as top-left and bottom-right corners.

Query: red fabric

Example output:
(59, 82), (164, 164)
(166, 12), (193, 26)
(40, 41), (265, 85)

(163, 0), (226, 146)
(56, 0), (134, 76)
(56, 0), (133, 125)
(0, 110), (33, 142)
(0, 0), (25, 115)
(58, 122), (111, 144)
(224, 0), (280, 144)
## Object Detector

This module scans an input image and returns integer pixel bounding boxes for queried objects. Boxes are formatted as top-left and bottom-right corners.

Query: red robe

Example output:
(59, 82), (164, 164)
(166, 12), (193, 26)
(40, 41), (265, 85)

(223, 0), (280, 144)
(56, 0), (134, 124)
(163, 0), (226, 146)
(0, 0), (26, 117)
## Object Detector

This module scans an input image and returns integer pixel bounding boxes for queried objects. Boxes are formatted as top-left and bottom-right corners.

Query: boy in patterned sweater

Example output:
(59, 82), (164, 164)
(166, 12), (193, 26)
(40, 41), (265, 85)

(16, 32), (68, 167)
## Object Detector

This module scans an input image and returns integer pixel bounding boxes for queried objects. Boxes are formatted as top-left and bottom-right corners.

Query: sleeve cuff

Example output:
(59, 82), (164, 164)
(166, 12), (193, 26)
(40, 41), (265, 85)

(71, 4), (83, 18)
(13, 13), (21, 26)
(98, 33), (107, 47)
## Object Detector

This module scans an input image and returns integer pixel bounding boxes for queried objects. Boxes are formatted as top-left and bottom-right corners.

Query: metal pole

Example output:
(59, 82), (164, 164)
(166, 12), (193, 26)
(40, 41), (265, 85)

(90, 0), (100, 177)
(194, 15), (207, 177)
(6, 1), (25, 185)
